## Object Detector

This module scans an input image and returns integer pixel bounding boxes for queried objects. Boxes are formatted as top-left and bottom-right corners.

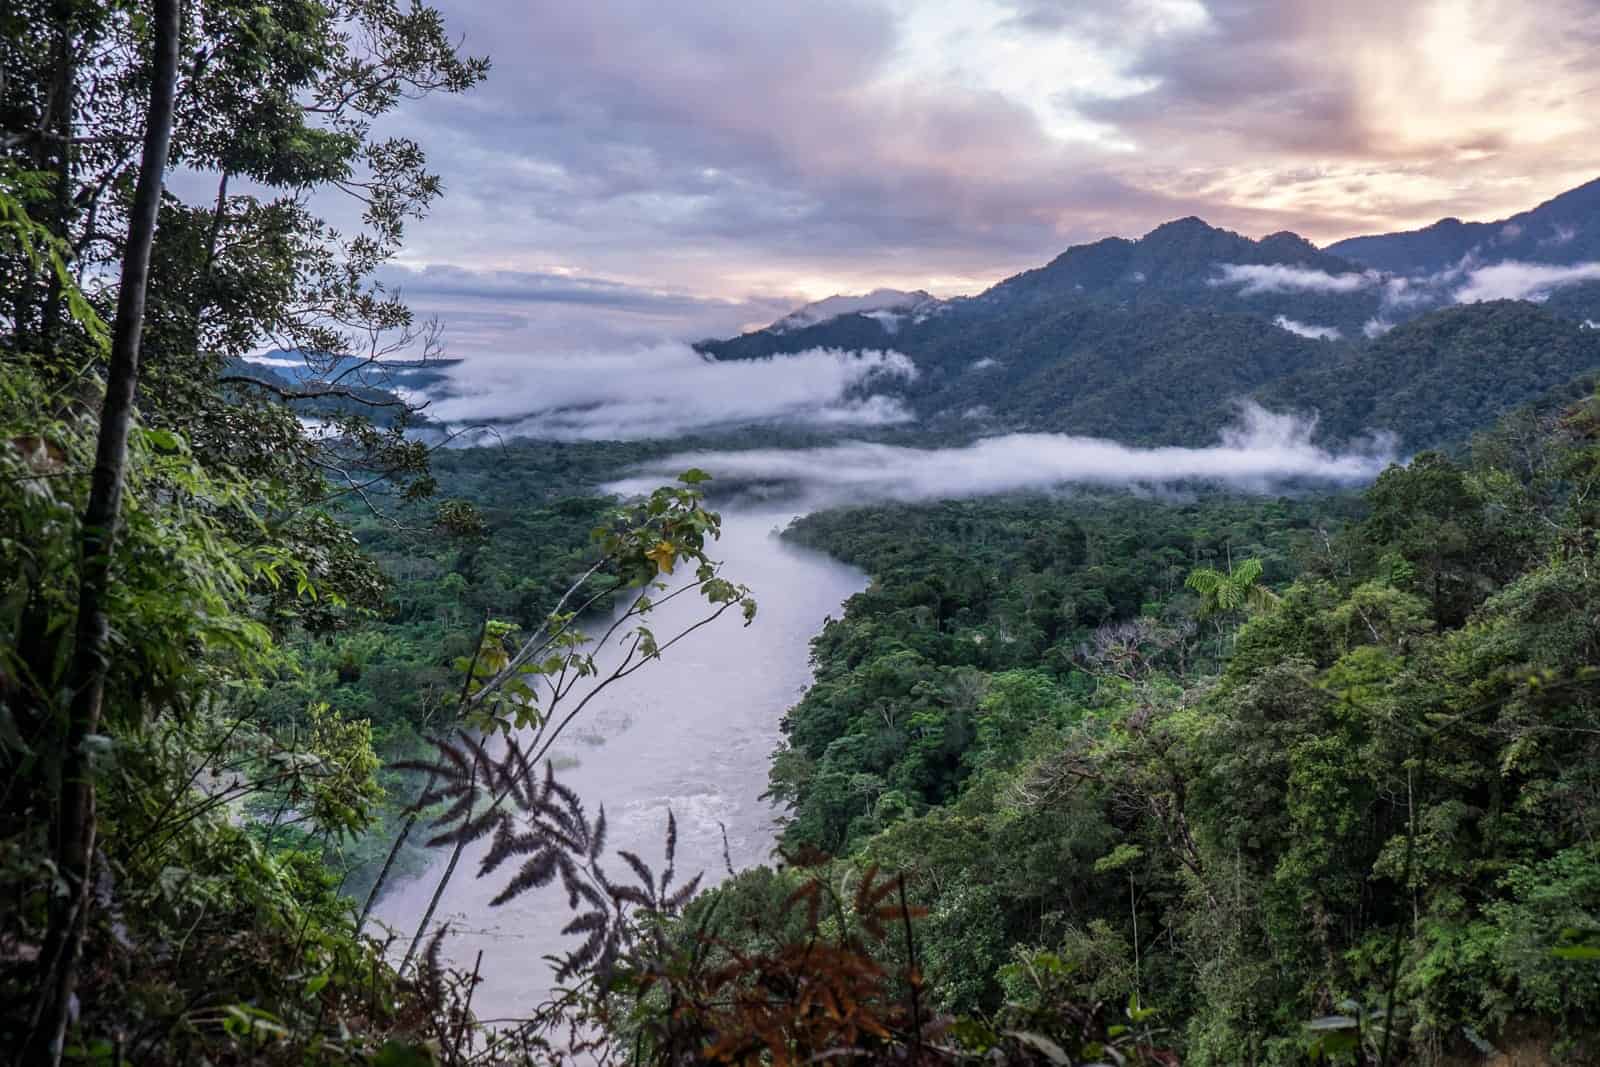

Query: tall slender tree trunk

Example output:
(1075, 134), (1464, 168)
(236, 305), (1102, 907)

(24, 2), (181, 1062)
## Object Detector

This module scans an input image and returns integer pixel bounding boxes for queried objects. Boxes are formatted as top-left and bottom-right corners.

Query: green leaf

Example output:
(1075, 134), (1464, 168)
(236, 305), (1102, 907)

(1552, 944), (1600, 960)
(1094, 842), (1143, 874)
(374, 1040), (437, 1066)
(143, 428), (182, 452)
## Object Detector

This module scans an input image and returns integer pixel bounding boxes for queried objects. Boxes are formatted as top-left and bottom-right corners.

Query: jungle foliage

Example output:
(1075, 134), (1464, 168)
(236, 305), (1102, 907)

(8, 2), (1600, 1063)
(729, 391), (1600, 1064)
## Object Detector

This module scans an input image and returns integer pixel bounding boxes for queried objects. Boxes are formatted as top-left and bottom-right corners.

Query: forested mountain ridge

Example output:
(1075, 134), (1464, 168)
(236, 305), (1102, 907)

(973, 216), (1360, 311)
(1257, 301), (1600, 449)
(1329, 176), (1600, 274)
(707, 292), (1600, 450)
(701, 215), (1385, 359)
(700, 179), (1600, 450)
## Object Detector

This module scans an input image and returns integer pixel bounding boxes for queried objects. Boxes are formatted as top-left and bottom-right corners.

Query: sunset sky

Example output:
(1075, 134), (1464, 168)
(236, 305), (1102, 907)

(368, 0), (1600, 350)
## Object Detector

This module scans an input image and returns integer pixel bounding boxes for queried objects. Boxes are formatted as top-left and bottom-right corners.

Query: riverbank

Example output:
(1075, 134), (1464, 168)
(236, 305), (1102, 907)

(371, 510), (866, 1020)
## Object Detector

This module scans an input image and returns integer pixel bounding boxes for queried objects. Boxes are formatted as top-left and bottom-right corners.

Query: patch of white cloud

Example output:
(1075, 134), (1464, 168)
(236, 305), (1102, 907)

(1583, 320), (1599, 330)
(969, 357), (1001, 371)
(426, 344), (917, 441)
(771, 289), (939, 332)
(1380, 277), (1431, 308)
(862, 310), (905, 333)
(1363, 317), (1396, 339)
(1273, 316), (1342, 341)
(607, 403), (1395, 506)
(1212, 263), (1378, 295)
(1542, 224), (1579, 247)
(1454, 261), (1600, 303)
(885, 0), (1209, 148)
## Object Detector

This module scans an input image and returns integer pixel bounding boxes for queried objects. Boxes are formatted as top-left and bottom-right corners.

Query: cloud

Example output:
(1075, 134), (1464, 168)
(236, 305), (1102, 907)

(606, 402), (1395, 505)
(1542, 224), (1580, 247)
(1453, 261), (1600, 303)
(969, 357), (1001, 370)
(424, 344), (917, 440)
(1071, 1), (1600, 230)
(1213, 263), (1376, 295)
(335, 0), (1600, 353)
(1379, 276), (1431, 308)
(380, 263), (773, 315)
(1273, 315), (1342, 340)
(1362, 317), (1396, 339)
(374, 263), (793, 352)
(242, 354), (306, 369)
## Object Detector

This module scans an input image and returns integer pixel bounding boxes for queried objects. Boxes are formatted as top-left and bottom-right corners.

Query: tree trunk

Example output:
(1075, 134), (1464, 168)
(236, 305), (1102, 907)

(25, 1), (181, 1061)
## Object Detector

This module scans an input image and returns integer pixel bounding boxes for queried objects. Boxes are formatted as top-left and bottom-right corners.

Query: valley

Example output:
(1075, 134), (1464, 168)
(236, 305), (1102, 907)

(9, 21), (1600, 1058)
(328, 174), (1600, 1061)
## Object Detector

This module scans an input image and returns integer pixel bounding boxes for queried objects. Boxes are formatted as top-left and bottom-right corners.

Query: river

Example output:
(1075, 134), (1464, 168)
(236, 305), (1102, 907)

(372, 509), (866, 1025)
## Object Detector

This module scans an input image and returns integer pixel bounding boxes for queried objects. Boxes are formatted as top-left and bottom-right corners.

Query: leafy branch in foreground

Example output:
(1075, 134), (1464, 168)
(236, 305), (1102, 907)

(371, 473), (755, 965)
(399, 729), (1180, 1064)
(400, 735), (701, 985)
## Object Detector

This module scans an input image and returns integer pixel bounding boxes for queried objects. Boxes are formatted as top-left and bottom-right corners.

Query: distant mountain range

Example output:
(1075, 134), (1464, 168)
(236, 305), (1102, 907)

(1328, 177), (1600, 274)
(700, 177), (1600, 449)
(771, 289), (942, 334)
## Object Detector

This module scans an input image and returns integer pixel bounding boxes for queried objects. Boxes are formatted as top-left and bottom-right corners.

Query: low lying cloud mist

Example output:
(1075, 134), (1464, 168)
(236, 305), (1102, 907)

(1453, 261), (1600, 303)
(426, 344), (916, 440)
(1217, 256), (1600, 320)
(607, 403), (1397, 507)
(1213, 264), (1377, 295)
(1273, 315), (1342, 340)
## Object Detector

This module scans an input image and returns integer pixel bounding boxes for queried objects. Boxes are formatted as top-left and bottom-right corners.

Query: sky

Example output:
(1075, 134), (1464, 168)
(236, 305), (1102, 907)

(356, 0), (1600, 353)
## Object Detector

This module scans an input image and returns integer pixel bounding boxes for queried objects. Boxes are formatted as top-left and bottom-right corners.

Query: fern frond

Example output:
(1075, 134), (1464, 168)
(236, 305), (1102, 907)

(617, 849), (656, 895)
(663, 872), (703, 912)
(489, 849), (562, 906)
(588, 805), (607, 861)
(561, 911), (608, 937)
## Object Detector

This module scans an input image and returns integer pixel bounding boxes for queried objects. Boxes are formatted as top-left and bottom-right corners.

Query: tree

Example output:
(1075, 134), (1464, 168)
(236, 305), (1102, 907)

(2, 0), (489, 578)
(24, 1), (179, 1059)
(1184, 557), (1278, 623)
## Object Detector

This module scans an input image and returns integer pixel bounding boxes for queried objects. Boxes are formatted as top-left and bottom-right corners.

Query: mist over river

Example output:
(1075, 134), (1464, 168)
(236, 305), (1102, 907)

(373, 510), (866, 1023)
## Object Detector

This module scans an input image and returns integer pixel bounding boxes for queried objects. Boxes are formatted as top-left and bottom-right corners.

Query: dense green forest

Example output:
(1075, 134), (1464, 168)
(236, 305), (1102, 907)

(702, 284), (1600, 450)
(8, 2), (1600, 1063)
(696, 394), (1600, 1064)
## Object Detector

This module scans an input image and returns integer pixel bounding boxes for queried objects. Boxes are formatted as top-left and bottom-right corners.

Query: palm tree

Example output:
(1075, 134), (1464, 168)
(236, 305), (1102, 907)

(1185, 557), (1279, 621)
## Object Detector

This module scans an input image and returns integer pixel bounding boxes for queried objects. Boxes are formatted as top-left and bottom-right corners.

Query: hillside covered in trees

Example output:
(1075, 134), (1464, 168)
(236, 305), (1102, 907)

(739, 392), (1600, 1062)
(8, 2), (1600, 1065)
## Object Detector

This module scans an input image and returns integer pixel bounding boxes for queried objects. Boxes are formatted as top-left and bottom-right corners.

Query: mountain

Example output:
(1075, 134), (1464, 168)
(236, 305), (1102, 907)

(768, 288), (943, 333)
(702, 216), (1387, 359)
(978, 216), (1353, 303)
(1256, 301), (1600, 449)
(1329, 177), (1600, 274)
(707, 177), (1600, 365)
(699, 180), (1600, 451)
